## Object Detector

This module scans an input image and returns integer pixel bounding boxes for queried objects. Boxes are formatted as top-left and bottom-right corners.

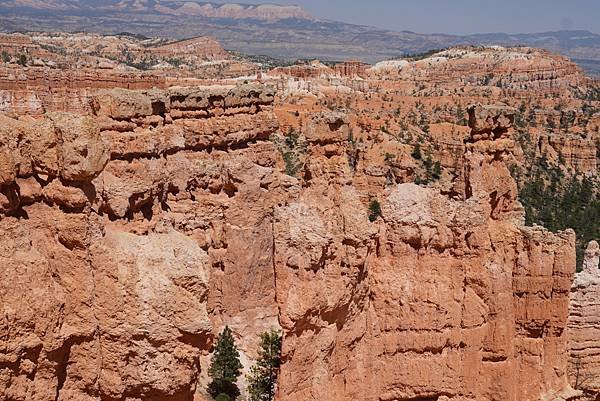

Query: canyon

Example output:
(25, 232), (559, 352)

(2, 2), (600, 76)
(0, 32), (598, 401)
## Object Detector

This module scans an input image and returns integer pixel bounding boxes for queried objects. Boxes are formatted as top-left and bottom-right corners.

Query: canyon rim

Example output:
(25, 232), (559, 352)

(0, 3), (599, 401)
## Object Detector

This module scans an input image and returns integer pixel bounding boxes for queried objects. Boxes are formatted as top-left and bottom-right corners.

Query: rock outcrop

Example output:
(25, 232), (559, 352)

(148, 37), (230, 60)
(0, 67), (166, 115)
(568, 241), (600, 398)
(0, 84), (280, 401)
(0, 87), (578, 401)
(274, 104), (577, 401)
(367, 47), (585, 98)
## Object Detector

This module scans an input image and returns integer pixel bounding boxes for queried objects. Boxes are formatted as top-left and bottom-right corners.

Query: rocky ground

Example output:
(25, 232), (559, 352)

(0, 34), (598, 401)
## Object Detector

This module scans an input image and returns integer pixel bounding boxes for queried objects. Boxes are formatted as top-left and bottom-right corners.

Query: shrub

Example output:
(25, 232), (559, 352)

(368, 199), (382, 222)
(431, 161), (442, 180)
(274, 130), (306, 177)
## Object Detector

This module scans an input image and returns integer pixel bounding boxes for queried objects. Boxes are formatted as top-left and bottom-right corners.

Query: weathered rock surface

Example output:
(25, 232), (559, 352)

(0, 66), (167, 115)
(274, 105), (577, 401)
(568, 241), (600, 398)
(0, 84), (280, 401)
(0, 87), (578, 401)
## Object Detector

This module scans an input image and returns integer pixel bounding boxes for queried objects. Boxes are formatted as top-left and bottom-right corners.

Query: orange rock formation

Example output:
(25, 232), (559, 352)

(274, 104), (578, 401)
(148, 37), (229, 60)
(334, 60), (368, 78)
(568, 241), (600, 398)
(0, 83), (580, 401)
(0, 67), (166, 115)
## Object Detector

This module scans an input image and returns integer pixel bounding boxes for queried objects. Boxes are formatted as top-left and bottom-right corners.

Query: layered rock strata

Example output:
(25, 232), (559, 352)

(0, 67), (166, 115)
(568, 241), (600, 398)
(0, 87), (578, 401)
(274, 104), (577, 401)
(0, 84), (280, 401)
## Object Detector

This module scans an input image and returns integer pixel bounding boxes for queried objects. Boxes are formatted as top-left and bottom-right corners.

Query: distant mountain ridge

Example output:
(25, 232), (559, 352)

(1, 0), (599, 76)
(1, 0), (313, 20)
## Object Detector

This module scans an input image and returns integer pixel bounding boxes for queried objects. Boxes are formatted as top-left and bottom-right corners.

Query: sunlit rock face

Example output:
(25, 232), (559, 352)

(274, 104), (577, 401)
(0, 88), (577, 401)
(568, 241), (600, 399)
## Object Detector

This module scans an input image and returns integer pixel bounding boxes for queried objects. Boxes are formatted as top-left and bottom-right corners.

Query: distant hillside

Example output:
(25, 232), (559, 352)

(1, 0), (599, 76)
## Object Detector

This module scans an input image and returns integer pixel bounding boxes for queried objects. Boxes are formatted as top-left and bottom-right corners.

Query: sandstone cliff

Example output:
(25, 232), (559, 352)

(568, 241), (600, 399)
(0, 84), (280, 401)
(273, 104), (578, 401)
(0, 86), (578, 401)
(0, 67), (166, 115)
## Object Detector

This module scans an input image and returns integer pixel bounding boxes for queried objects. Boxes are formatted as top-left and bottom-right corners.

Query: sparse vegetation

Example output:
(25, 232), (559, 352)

(347, 132), (359, 172)
(514, 160), (599, 270)
(411, 143), (422, 160)
(272, 129), (306, 177)
(17, 54), (27, 66)
(431, 161), (442, 180)
(368, 199), (382, 222)
(401, 48), (448, 61)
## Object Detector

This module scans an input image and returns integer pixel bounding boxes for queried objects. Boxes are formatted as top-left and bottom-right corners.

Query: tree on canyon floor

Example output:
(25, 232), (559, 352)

(17, 54), (27, 66)
(247, 330), (283, 401)
(208, 326), (243, 400)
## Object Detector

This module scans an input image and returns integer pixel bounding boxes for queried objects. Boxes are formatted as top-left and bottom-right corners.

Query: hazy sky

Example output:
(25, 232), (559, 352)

(217, 0), (600, 35)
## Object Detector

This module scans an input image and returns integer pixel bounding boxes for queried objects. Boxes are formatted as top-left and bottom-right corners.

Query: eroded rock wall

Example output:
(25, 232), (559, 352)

(0, 84), (281, 401)
(568, 241), (600, 399)
(0, 88), (577, 401)
(274, 105), (577, 401)
(0, 67), (166, 115)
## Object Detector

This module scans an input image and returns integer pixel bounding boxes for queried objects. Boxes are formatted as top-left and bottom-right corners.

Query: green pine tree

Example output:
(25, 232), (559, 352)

(208, 326), (243, 400)
(247, 330), (282, 401)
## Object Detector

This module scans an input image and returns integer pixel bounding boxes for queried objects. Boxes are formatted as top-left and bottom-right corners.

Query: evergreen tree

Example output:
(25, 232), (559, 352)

(247, 330), (282, 401)
(208, 326), (243, 400)
(411, 143), (422, 160)
(517, 163), (599, 271)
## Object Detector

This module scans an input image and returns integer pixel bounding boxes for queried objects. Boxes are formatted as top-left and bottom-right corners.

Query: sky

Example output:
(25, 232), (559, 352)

(215, 0), (600, 35)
